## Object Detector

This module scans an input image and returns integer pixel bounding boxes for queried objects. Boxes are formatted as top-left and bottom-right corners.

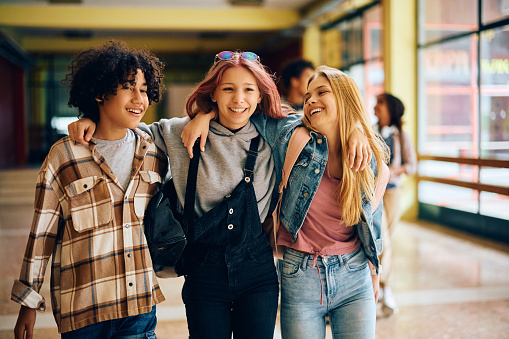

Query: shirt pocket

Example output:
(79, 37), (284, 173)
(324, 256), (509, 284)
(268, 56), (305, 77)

(65, 176), (113, 232)
(134, 170), (162, 218)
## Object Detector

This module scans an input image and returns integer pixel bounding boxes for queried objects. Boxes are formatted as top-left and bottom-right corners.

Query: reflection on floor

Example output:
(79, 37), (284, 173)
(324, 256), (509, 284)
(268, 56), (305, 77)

(0, 168), (508, 339)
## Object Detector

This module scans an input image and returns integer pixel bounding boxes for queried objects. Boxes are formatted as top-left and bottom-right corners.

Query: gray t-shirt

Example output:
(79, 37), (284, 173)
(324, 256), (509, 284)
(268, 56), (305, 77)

(138, 117), (275, 220)
(94, 129), (136, 190)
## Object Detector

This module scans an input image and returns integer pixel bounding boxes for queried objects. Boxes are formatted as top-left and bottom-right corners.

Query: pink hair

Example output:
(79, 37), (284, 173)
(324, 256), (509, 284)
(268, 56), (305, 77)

(186, 53), (287, 120)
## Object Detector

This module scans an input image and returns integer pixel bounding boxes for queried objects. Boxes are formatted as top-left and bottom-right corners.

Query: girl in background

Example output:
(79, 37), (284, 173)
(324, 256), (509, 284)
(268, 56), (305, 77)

(374, 93), (417, 316)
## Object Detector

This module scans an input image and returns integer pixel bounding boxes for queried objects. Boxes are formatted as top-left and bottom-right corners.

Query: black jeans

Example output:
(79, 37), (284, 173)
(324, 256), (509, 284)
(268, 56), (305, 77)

(182, 249), (279, 339)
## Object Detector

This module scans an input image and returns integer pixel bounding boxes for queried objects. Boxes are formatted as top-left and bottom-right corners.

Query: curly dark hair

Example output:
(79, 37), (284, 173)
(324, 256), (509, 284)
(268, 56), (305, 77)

(63, 40), (165, 122)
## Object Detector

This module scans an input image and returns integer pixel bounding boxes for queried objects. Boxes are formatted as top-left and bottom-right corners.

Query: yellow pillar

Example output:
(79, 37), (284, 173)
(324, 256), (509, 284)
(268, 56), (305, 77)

(302, 25), (321, 67)
(382, 0), (418, 220)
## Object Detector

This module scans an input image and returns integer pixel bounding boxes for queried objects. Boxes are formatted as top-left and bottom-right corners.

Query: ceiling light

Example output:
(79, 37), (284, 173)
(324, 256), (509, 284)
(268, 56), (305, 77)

(229, 0), (264, 6)
(48, 0), (82, 4)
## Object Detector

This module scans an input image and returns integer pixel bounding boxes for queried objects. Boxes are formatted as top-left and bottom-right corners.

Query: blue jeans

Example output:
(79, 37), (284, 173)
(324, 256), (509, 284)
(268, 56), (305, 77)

(61, 306), (157, 339)
(280, 247), (376, 339)
(182, 248), (279, 339)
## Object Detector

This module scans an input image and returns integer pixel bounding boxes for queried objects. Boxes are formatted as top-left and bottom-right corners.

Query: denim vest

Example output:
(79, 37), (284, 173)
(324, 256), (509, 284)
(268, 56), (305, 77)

(251, 113), (383, 271)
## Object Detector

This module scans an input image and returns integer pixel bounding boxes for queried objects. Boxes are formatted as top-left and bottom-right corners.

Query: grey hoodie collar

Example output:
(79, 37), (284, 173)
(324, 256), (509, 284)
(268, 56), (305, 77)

(210, 119), (260, 142)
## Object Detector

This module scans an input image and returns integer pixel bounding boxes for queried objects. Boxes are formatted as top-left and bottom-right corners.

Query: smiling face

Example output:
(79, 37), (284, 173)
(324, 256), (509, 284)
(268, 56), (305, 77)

(212, 66), (262, 130)
(303, 74), (339, 135)
(94, 68), (148, 140)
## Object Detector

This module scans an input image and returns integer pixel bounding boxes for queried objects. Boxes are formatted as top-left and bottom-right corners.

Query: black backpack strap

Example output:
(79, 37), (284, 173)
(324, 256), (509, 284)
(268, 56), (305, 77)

(243, 135), (261, 183)
(182, 139), (201, 236)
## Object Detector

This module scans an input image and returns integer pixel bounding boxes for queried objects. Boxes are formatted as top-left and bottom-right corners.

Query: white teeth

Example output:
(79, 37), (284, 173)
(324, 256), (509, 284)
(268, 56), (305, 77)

(127, 108), (142, 114)
(310, 108), (323, 115)
(230, 108), (246, 113)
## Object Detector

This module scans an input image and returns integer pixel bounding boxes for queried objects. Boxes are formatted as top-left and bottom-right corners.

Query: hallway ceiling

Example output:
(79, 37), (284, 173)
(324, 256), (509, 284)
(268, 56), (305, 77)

(0, 0), (359, 55)
(0, 0), (313, 9)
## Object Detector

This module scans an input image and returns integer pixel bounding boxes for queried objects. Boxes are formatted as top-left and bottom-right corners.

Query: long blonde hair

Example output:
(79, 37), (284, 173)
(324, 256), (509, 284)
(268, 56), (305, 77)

(303, 66), (389, 226)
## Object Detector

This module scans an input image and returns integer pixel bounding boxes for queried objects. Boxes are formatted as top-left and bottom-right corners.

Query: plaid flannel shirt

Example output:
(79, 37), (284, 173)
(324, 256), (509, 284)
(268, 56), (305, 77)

(11, 129), (168, 333)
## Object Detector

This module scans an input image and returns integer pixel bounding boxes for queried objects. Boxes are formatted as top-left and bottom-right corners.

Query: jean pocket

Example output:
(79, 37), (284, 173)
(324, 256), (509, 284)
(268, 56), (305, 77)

(281, 260), (303, 278)
(344, 247), (368, 272)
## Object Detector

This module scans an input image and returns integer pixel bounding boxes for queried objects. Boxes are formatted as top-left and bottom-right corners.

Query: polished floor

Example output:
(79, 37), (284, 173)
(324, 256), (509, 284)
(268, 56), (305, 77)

(0, 168), (508, 339)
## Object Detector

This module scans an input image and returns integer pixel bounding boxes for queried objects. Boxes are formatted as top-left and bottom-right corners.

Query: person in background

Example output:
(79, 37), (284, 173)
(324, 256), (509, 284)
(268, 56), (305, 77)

(281, 59), (315, 113)
(374, 92), (417, 316)
(12, 40), (167, 338)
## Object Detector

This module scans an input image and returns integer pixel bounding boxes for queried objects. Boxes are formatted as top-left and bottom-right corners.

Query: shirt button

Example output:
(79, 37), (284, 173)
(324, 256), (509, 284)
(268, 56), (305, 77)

(314, 168), (320, 174)
(129, 282), (133, 287)
(229, 208), (234, 214)
(127, 254), (131, 258)
(227, 224), (234, 230)
(295, 213), (300, 219)
(303, 192), (309, 198)
(317, 138), (322, 144)
(142, 145), (146, 149)
(83, 184), (88, 189)
(124, 224), (130, 228)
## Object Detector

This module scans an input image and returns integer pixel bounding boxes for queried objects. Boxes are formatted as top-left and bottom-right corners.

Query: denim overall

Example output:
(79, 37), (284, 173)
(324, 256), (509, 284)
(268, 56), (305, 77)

(181, 135), (279, 339)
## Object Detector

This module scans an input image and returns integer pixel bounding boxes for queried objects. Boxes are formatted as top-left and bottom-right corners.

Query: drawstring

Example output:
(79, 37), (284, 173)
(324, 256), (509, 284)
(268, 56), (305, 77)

(309, 252), (325, 306)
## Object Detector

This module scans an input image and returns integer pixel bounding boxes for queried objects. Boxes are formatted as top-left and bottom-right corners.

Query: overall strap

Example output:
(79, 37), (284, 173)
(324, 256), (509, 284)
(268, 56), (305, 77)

(243, 134), (261, 183)
(182, 139), (201, 237)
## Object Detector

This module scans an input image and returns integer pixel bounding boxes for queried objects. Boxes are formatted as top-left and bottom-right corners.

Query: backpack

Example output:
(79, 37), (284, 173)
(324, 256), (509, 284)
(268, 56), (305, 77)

(144, 141), (200, 278)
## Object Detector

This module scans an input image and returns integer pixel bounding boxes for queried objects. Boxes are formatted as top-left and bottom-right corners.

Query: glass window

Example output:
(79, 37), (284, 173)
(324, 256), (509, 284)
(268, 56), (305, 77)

(480, 191), (509, 219)
(338, 17), (363, 67)
(419, 36), (478, 158)
(480, 26), (509, 160)
(482, 0), (509, 25)
(418, 181), (479, 213)
(418, 0), (509, 225)
(364, 5), (383, 60)
(365, 59), (384, 120)
(346, 64), (365, 93)
(322, 3), (383, 119)
(419, 0), (478, 44)
(419, 160), (478, 184)
(480, 166), (509, 186)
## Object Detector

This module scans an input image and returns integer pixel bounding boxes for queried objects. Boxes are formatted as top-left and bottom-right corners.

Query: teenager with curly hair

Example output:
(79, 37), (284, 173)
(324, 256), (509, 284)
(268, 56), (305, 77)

(12, 40), (168, 338)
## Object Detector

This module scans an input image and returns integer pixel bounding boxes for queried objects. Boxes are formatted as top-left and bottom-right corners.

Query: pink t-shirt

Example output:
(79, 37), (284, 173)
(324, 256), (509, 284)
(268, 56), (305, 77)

(277, 163), (360, 255)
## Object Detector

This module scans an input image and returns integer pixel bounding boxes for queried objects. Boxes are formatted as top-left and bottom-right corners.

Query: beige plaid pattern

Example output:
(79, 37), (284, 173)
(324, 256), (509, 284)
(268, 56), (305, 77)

(11, 129), (168, 333)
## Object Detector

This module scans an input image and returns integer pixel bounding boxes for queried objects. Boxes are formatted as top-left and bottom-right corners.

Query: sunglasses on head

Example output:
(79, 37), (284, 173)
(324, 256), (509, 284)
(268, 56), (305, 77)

(214, 51), (260, 63)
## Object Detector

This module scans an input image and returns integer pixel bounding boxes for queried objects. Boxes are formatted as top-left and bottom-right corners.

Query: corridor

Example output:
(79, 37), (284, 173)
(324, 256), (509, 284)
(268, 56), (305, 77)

(0, 168), (508, 338)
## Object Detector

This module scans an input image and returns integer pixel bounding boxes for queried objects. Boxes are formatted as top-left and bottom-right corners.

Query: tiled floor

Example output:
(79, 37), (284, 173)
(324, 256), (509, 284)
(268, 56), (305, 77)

(1, 168), (508, 338)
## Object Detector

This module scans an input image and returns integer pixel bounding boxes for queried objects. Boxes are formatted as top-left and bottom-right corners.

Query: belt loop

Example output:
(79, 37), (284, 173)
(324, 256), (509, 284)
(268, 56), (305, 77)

(301, 254), (309, 270)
